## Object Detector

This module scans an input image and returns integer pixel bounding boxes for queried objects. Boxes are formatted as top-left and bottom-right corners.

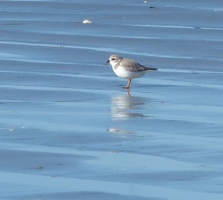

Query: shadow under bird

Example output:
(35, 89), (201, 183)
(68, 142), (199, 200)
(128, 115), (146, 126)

(107, 54), (157, 89)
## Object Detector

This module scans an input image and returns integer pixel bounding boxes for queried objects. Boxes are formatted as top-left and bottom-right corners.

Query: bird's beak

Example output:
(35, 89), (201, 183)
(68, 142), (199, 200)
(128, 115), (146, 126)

(106, 60), (110, 64)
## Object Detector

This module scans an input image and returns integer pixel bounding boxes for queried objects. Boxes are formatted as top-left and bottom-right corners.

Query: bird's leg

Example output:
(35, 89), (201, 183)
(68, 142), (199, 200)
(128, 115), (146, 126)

(126, 79), (132, 89)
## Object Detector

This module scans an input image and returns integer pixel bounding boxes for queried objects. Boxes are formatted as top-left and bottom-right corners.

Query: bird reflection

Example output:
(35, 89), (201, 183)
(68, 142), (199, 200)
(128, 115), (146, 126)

(111, 92), (146, 120)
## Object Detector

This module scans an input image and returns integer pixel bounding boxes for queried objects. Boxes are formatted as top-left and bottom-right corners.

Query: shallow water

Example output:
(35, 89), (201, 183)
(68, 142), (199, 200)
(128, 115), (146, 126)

(0, 0), (223, 199)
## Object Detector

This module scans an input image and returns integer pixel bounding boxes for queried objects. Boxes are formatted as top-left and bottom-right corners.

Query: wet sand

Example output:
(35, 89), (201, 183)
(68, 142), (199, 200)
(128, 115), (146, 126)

(0, 1), (223, 199)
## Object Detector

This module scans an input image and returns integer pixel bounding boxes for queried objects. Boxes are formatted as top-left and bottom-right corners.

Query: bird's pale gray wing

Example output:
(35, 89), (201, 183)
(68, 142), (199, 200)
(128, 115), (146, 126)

(120, 59), (146, 72)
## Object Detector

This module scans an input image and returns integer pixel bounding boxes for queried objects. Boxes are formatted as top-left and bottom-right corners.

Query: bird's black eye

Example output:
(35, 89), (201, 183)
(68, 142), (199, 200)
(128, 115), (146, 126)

(111, 58), (115, 60)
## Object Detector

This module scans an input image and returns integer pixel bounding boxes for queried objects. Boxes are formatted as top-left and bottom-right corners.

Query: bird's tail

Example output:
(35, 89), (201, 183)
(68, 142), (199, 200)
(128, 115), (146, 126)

(145, 67), (157, 71)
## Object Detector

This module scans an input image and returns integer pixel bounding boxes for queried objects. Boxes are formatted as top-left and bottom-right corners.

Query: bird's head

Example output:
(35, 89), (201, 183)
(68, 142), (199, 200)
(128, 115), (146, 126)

(106, 54), (123, 67)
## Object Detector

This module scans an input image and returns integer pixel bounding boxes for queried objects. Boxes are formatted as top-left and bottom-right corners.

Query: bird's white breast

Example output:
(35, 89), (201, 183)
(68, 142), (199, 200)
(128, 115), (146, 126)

(112, 65), (146, 79)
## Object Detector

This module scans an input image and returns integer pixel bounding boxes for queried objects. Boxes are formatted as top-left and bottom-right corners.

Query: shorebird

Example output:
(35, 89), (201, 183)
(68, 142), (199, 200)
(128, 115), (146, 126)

(107, 54), (157, 89)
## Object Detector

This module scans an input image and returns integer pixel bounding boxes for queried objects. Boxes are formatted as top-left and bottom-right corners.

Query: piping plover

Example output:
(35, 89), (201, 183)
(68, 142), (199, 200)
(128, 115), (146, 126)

(107, 54), (157, 89)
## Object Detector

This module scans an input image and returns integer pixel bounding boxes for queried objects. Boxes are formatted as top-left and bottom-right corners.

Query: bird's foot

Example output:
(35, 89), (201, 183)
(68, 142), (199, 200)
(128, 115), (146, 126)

(122, 86), (130, 90)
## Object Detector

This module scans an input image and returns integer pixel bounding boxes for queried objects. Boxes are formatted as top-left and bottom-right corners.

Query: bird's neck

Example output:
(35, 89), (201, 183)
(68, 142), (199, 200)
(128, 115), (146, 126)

(112, 58), (122, 69)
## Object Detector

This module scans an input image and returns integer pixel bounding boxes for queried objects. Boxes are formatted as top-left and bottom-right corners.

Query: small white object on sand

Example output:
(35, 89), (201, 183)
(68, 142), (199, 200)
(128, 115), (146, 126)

(83, 19), (93, 24)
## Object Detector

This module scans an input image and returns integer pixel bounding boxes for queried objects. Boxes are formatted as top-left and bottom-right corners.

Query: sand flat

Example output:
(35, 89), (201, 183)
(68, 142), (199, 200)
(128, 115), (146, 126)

(0, 0), (223, 199)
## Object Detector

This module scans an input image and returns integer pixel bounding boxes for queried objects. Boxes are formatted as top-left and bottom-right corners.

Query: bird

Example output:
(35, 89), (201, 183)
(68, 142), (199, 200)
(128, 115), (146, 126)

(106, 54), (157, 89)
